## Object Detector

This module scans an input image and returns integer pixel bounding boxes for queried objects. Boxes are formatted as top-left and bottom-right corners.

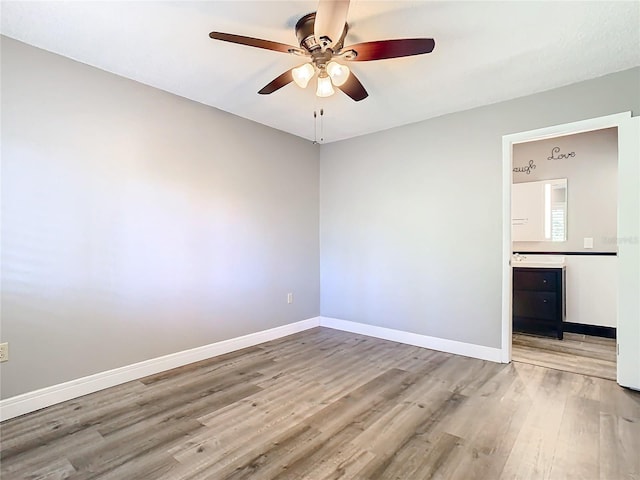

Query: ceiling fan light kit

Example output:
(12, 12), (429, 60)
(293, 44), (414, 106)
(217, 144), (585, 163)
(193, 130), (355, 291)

(209, 0), (435, 102)
(292, 63), (315, 88)
(316, 72), (335, 97)
(326, 61), (350, 87)
(292, 60), (349, 97)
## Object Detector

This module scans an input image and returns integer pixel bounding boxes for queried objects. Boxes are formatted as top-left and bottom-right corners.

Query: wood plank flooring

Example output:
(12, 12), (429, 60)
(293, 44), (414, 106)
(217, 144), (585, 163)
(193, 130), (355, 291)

(512, 332), (617, 380)
(1, 327), (638, 479)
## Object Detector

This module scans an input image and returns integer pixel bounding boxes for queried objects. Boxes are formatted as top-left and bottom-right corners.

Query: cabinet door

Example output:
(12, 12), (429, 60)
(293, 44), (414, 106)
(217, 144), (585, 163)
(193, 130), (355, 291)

(513, 269), (557, 292)
(513, 291), (557, 320)
(512, 181), (546, 241)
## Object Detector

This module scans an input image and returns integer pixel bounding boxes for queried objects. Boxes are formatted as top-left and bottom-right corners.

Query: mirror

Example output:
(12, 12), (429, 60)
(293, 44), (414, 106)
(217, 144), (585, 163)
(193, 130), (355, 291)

(512, 178), (567, 242)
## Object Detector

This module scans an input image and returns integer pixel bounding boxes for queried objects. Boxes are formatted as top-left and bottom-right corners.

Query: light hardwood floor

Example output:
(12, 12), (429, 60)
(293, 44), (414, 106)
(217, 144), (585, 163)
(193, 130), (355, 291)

(512, 332), (617, 381)
(1, 327), (639, 479)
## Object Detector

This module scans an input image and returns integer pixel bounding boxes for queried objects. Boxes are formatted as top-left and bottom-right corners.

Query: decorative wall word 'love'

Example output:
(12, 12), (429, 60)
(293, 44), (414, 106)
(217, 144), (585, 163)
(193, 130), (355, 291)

(547, 146), (576, 160)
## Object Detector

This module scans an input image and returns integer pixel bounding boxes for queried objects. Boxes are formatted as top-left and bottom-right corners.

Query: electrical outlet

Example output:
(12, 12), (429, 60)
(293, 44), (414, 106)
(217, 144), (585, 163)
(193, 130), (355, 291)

(287, 293), (293, 304)
(0, 342), (8, 363)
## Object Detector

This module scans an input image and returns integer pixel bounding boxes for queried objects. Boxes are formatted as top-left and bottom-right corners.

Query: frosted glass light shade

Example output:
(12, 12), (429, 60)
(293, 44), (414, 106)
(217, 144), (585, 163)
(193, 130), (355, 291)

(292, 63), (315, 88)
(316, 74), (335, 97)
(326, 61), (350, 86)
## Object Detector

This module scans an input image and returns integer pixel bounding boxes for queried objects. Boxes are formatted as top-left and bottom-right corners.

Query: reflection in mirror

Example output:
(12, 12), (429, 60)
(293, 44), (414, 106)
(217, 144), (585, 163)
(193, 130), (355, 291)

(512, 178), (567, 242)
(546, 179), (567, 241)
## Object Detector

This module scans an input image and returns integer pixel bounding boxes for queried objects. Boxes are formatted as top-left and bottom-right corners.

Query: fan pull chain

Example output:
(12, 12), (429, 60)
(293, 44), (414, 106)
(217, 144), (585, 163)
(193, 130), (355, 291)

(313, 110), (318, 144)
(312, 108), (326, 144)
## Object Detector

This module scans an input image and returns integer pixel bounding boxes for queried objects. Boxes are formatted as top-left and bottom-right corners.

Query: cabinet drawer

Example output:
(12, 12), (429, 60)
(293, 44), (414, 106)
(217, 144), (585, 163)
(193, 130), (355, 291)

(513, 291), (557, 320)
(513, 269), (557, 292)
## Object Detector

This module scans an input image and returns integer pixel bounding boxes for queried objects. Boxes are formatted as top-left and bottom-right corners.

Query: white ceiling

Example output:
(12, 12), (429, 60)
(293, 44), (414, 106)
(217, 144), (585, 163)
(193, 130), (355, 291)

(2, 1), (639, 143)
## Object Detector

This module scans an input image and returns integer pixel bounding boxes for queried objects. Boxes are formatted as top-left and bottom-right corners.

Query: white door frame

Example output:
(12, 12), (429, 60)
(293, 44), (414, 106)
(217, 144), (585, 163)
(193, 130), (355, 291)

(616, 115), (640, 389)
(500, 112), (636, 386)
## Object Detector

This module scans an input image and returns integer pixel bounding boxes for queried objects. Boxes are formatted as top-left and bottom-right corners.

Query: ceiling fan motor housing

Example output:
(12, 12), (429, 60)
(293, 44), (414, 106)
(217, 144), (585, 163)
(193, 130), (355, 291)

(295, 12), (348, 53)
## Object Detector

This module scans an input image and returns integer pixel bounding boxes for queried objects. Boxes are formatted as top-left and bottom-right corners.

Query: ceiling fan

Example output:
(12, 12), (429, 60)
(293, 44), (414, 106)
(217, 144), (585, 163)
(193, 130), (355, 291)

(209, 0), (435, 102)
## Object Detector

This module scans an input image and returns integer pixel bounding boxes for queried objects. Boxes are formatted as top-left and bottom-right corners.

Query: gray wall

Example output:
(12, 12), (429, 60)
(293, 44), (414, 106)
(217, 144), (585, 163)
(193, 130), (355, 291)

(0, 37), (320, 399)
(513, 127), (618, 252)
(320, 67), (639, 348)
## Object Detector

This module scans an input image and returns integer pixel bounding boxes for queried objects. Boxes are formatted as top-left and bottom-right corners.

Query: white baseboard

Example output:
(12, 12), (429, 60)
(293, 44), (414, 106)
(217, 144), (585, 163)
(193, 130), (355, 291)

(0, 317), (320, 421)
(320, 317), (503, 363)
(1, 316), (502, 421)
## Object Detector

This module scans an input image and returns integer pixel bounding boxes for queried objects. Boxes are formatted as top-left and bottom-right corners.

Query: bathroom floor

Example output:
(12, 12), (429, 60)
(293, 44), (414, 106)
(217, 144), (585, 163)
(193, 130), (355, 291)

(512, 332), (616, 380)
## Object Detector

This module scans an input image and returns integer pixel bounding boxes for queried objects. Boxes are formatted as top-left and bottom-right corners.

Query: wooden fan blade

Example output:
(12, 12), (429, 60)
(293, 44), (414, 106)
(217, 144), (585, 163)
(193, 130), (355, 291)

(209, 32), (297, 54)
(343, 38), (435, 61)
(258, 69), (294, 95)
(336, 72), (368, 102)
(314, 0), (350, 49)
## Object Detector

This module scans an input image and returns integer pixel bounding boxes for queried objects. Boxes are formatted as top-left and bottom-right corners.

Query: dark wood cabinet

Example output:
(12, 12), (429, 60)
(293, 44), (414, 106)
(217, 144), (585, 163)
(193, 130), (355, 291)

(513, 267), (565, 339)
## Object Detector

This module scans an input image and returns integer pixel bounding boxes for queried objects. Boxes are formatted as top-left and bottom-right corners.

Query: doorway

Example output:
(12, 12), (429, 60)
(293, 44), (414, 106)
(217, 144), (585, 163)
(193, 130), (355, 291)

(511, 128), (617, 379)
(500, 112), (640, 390)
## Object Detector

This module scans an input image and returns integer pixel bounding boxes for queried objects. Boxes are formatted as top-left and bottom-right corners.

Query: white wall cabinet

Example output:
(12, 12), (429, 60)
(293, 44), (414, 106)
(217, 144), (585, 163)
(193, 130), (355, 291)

(512, 181), (546, 241)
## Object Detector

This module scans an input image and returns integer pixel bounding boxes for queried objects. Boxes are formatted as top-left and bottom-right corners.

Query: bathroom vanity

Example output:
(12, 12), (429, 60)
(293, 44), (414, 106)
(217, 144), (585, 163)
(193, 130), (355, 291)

(512, 257), (566, 339)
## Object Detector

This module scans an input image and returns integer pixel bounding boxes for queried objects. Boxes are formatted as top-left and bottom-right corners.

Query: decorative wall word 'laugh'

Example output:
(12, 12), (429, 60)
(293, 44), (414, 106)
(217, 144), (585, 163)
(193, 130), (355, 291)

(513, 159), (536, 175)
